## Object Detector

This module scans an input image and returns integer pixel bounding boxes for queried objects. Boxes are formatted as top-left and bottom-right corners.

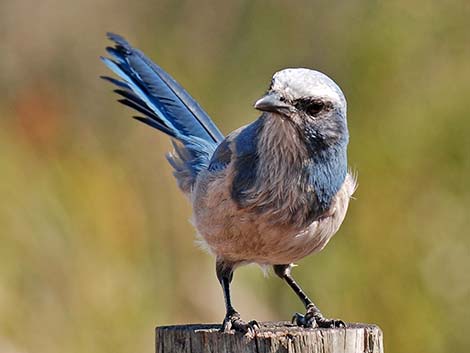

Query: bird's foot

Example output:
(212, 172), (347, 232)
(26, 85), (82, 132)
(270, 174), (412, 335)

(221, 310), (259, 334)
(292, 306), (345, 328)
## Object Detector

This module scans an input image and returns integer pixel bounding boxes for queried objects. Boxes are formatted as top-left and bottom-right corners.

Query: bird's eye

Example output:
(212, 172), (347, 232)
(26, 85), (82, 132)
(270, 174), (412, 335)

(295, 98), (326, 116)
(305, 101), (325, 116)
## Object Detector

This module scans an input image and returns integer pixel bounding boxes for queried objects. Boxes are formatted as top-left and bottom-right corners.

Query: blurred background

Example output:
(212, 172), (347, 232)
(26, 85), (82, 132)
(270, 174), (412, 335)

(1, 1), (469, 352)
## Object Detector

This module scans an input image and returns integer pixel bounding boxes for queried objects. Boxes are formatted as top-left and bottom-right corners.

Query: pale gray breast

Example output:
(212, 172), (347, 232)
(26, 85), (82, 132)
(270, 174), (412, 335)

(191, 169), (356, 265)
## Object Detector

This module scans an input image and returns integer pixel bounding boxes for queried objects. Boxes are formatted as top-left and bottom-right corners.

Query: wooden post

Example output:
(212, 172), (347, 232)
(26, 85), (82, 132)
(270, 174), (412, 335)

(156, 321), (383, 353)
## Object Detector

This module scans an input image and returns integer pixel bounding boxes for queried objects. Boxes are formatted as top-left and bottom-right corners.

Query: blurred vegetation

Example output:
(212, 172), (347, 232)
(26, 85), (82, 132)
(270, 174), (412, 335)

(1, 1), (469, 352)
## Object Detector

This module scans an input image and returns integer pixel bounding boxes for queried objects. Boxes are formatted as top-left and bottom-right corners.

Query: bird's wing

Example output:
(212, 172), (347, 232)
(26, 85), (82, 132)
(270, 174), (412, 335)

(207, 138), (233, 172)
(207, 123), (253, 173)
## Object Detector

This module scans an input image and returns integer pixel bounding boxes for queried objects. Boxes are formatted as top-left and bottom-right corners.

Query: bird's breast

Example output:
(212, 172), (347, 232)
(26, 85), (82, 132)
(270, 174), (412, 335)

(192, 165), (356, 265)
(229, 115), (348, 229)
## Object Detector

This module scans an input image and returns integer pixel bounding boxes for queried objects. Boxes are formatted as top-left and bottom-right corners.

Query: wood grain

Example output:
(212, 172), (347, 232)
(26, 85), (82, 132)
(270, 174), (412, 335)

(156, 321), (383, 353)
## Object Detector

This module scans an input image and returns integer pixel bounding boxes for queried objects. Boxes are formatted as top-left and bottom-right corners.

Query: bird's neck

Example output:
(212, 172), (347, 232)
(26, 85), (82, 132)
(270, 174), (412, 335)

(253, 115), (347, 226)
(257, 115), (308, 175)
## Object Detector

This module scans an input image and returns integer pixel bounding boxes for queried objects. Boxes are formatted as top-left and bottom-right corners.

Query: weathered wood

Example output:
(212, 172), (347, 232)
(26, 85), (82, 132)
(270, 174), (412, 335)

(156, 321), (383, 353)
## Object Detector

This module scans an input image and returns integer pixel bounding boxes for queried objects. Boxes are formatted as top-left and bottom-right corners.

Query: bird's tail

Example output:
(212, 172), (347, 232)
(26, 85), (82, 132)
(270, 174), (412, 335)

(101, 33), (224, 193)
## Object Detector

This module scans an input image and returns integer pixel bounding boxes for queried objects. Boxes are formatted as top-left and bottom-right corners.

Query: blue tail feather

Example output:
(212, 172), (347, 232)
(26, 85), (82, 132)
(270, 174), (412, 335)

(101, 32), (224, 143)
(105, 32), (224, 142)
(100, 75), (130, 89)
(101, 32), (225, 193)
(118, 98), (158, 121)
(133, 116), (177, 137)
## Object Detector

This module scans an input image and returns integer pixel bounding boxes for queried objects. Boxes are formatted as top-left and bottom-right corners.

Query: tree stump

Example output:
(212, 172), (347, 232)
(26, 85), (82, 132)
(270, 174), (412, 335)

(156, 321), (383, 353)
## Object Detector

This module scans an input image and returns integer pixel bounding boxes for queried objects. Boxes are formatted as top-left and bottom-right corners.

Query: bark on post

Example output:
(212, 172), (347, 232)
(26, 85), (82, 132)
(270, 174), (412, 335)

(156, 321), (383, 353)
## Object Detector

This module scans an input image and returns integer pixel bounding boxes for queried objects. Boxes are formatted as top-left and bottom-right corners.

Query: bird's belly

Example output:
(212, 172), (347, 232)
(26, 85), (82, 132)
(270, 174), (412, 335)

(194, 203), (332, 265)
(192, 171), (354, 265)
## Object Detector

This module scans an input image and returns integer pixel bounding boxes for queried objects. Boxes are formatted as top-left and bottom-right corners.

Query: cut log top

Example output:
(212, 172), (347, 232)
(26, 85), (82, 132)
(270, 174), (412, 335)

(156, 321), (383, 353)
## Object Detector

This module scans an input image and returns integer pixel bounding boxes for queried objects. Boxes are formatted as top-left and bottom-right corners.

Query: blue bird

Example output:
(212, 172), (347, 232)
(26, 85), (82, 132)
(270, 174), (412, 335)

(101, 33), (356, 333)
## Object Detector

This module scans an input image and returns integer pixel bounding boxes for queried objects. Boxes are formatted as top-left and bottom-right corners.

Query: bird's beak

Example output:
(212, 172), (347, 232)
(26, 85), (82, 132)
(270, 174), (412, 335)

(254, 92), (290, 113)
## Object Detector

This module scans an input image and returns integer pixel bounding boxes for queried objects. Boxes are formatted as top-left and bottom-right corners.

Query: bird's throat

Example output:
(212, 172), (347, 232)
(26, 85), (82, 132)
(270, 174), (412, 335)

(254, 115), (347, 226)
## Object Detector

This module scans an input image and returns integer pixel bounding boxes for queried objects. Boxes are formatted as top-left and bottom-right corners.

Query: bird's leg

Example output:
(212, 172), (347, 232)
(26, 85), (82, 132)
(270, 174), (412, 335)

(216, 260), (258, 333)
(273, 264), (345, 328)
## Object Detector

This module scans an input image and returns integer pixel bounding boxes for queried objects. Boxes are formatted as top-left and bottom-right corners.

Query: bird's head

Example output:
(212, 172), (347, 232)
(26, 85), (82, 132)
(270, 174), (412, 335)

(254, 68), (348, 149)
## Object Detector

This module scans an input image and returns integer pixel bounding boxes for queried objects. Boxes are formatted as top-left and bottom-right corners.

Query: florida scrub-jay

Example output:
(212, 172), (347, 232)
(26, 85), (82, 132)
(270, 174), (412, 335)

(101, 33), (356, 333)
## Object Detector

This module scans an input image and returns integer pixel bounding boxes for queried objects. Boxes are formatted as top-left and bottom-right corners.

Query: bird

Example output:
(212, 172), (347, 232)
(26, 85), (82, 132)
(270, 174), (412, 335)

(101, 33), (356, 333)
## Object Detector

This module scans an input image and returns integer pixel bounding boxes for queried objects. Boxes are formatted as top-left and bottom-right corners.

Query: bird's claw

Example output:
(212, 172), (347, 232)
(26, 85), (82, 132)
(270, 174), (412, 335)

(315, 317), (345, 328)
(292, 310), (345, 328)
(221, 311), (259, 334)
